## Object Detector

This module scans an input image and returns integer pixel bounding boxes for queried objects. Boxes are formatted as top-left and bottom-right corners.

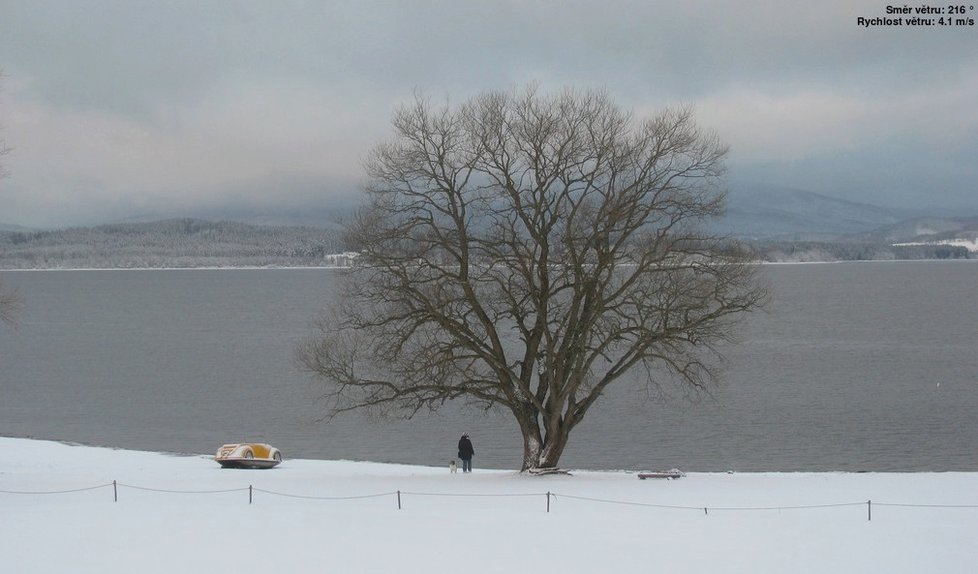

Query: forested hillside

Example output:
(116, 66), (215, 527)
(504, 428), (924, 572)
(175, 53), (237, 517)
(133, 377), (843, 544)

(1, 215), (974, 269)
(746, 239), (973, 262)
(745, 215), (978, 262)
(0, 219), (350, 269)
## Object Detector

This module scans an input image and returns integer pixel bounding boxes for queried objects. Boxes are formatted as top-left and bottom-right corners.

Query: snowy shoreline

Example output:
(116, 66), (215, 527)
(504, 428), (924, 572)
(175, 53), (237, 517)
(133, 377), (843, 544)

(2, 258), (977, 273)
(0, 265), (354, 272)
(2, 437), (976, 573)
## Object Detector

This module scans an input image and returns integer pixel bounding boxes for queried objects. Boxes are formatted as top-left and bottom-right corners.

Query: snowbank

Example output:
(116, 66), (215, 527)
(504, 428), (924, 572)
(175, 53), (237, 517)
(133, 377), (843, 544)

(2, 437), (976, 573)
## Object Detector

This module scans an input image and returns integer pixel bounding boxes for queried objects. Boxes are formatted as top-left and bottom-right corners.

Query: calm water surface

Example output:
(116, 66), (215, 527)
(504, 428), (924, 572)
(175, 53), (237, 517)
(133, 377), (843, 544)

(1, 261), (975, 471)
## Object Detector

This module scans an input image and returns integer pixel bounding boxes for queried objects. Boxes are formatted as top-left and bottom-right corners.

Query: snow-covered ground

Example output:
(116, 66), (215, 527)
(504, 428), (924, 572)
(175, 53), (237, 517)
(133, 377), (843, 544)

(2, 438), (976, 573)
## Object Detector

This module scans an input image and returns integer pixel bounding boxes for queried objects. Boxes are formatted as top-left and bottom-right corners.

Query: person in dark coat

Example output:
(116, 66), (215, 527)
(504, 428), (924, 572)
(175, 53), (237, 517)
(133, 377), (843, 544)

(457, 433), (475, 473)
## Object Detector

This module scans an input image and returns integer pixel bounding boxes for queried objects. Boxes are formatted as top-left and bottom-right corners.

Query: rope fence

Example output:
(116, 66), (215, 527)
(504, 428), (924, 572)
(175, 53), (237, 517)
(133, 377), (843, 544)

(4, 482), (978, 520)
(0, 482), (115, 495)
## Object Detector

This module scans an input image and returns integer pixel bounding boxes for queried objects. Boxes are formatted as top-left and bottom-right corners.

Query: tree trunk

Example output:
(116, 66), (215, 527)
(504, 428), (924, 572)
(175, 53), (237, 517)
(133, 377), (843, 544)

(520, 429), (541, 472)
(516, 402), (543, 471)
(536, 430), (569, 469)
(516, 405), (571, 471)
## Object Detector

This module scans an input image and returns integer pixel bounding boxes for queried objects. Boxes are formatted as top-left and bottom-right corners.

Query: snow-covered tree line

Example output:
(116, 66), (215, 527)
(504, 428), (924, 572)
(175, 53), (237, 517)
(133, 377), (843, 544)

(0, 219), (353, 269)
(3, 218), (971, 269)
(750, 240), (973, 262)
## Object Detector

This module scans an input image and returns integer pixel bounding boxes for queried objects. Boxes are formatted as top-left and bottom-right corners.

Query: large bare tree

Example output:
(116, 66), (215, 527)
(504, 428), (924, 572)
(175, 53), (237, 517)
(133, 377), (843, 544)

(299, 86), (766, 471)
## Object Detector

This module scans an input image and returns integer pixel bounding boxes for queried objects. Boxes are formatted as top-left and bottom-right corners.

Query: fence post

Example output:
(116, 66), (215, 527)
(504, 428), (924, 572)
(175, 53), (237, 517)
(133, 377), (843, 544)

(397, 490), (402, 510)
(249, 485), (253, 505)
(546, 492), (551, 513)
(867, 500), (871, 522)
(113, 480), (117, 502)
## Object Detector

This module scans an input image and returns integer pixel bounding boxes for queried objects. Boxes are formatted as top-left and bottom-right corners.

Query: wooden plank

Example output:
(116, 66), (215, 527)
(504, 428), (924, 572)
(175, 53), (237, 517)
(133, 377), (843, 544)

(637, 471), (684, 479)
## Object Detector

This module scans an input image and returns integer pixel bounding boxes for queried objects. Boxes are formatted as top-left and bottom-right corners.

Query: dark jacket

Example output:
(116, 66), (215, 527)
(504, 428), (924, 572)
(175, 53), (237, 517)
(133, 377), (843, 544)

(457, 436), (474, 460)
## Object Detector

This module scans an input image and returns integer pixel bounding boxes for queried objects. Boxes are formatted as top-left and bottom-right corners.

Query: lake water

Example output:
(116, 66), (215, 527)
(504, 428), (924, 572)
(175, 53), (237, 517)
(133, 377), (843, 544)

(1, 261), (975, 471)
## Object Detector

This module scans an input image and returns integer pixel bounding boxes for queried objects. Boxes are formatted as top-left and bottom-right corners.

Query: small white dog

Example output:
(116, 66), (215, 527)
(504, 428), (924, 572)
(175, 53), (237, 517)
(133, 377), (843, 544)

(449, 460), (458, 473)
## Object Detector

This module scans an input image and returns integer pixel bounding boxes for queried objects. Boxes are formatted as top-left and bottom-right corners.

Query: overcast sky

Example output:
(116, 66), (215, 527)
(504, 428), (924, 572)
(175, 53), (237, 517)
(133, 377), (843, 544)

(2, 0), (976, 228)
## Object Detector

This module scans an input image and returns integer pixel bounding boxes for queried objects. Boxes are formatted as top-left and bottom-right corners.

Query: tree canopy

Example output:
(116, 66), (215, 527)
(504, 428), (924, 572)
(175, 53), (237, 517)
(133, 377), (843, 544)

(299, 86), (766, 470)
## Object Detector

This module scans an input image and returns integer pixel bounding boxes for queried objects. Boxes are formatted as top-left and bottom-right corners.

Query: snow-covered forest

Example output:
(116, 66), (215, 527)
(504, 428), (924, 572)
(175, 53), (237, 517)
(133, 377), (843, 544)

(0, 217), (974, 269)
(747, 240), (973, 263)
(0, 219), (353, 269)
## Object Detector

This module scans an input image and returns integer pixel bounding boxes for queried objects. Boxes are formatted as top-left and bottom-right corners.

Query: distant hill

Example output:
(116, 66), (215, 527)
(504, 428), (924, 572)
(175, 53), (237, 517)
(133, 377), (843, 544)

(742, 214), (978, 262)
(2, 191), (976, 268)
(710, 185), (976, 261)
(0, 219), (349, 269)
(847, 216), (978, 243)
(716, 186), (919, 240)
(105, 199), (358, 230)
(0, 222), (35, 233)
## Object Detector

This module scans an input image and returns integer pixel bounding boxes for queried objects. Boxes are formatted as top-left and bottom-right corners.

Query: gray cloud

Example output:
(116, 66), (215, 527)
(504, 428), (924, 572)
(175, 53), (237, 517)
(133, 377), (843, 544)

(2, 0), (977, 227)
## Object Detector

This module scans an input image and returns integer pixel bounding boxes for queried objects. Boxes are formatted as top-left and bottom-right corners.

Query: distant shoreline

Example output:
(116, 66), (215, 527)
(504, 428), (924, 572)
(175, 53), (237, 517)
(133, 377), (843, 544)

(2, 259), (976, 272)
(0, 265), (354, 272)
